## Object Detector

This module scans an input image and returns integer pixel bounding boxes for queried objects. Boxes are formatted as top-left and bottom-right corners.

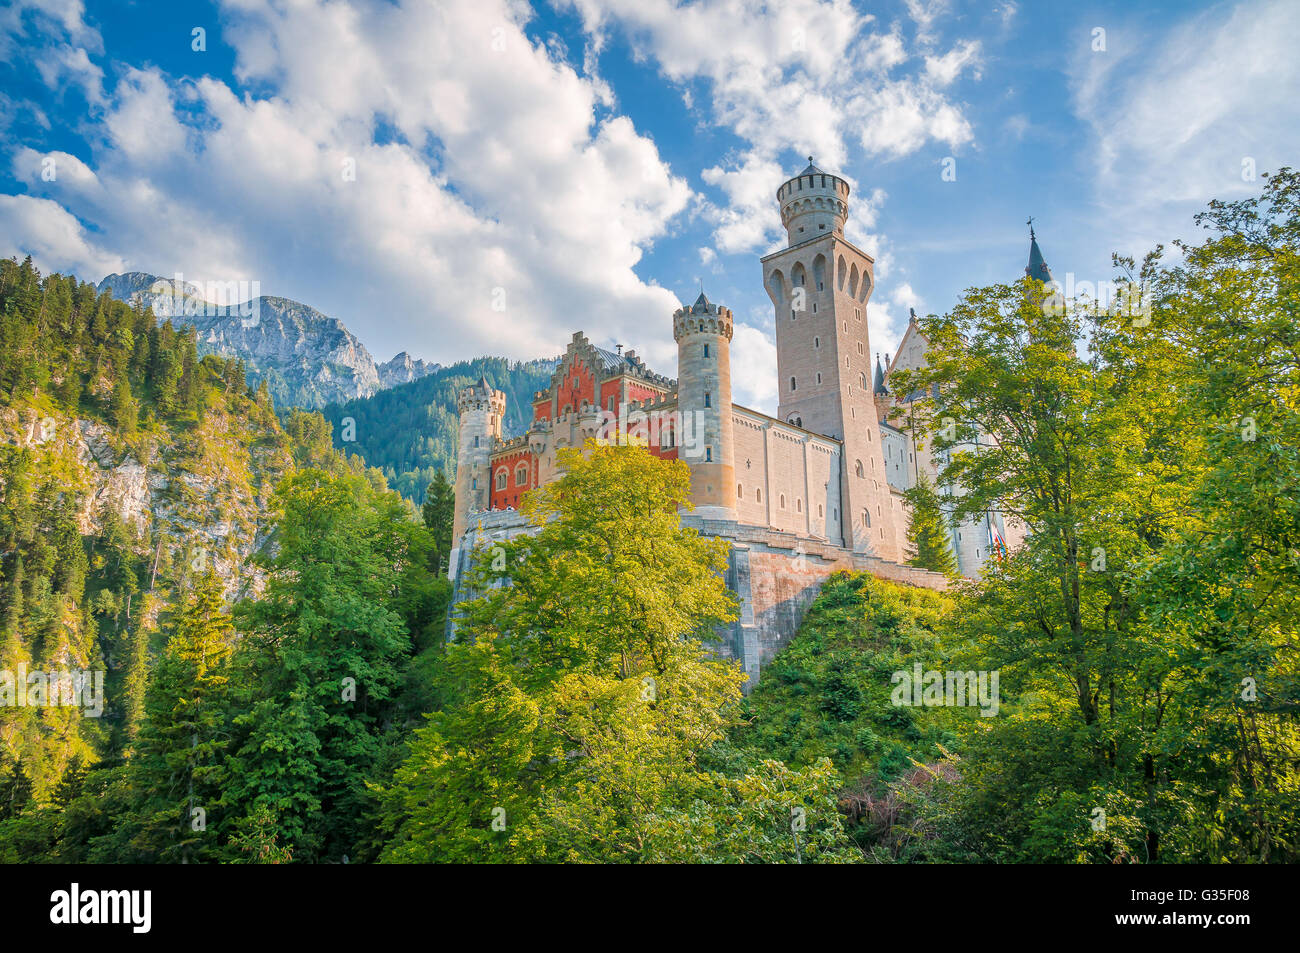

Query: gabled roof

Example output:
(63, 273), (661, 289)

(592, 346), (633, 372)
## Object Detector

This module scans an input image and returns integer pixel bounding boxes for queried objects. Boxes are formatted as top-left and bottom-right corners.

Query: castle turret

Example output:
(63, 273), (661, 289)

(778, 158), (849, 245)
(451, 376), (505, 573)
(673, 292), (736, 520)
(761, 158), (904, 561)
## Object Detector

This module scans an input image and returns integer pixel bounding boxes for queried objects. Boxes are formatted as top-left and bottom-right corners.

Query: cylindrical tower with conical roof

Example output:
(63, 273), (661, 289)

(451, 376), (505, 556)
(674, 292), (736, 521)
(777, 158), (850, 245)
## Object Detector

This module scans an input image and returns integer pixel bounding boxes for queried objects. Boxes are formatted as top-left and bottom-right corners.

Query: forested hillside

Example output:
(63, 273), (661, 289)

(0, 257), (449, 861)
(320, 357), (558, 502)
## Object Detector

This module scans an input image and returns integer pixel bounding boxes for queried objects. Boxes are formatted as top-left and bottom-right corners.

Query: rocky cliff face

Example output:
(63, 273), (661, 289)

(0, 401), (288, 614)
(97, 273), (436, 409)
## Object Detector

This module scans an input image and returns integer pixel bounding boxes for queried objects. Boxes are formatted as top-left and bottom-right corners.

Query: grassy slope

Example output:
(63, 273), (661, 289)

(731, 571), (974, 858)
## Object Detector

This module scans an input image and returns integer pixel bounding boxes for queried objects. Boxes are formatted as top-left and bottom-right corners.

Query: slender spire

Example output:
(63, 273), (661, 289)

(1025, 217), (1053, 284)
(873, 353), (888, 395)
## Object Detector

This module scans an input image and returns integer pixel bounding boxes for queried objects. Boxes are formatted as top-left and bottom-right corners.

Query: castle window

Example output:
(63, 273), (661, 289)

(859, 372), (867, 389)
(737, 484), (743, 499)
(796, 498), (802, 513)
(814, 336), (820, 348)
(704, 392), (711, 408)
(757, 488), (762, 503)
(780, 494), (786, 509)
(816, 373), (822, 384)
(515, 464), (528, 485)
(855, 459), (864, 478)
(705, 446), (713, 462)
(818, 504), (823, 517)
(495, 470), (508, 491)
(812, 303), (818, 313)
(863, 509), (871, 528)
(472, 478), (477, 490)
(791, 309), (796, 320)
(703, 344), (709, 358)
(790, 377), (797, 392)
(474, 436), (480, 448)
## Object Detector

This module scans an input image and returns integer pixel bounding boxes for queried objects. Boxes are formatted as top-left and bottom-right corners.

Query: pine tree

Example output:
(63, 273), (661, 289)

(127, 571), (233, 863)
(421, 468), (455, 573)
(109, 377), (138, 434)
(903, 472), (957, 576)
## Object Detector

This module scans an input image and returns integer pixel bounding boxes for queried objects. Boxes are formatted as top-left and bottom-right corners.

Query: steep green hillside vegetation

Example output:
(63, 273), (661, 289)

(320, 357), (557, 503)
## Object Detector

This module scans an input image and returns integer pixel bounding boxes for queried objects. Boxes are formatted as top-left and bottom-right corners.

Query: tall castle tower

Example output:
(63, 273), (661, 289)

(673, 292), (736, 520)
(452, 375), (506, 547)
(760, 159), (902, 560)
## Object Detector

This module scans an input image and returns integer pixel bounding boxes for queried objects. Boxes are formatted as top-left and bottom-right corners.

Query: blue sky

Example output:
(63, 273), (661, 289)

(2, 0), (1296, 412)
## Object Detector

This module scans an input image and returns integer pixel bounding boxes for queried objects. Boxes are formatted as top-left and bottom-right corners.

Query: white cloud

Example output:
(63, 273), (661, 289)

(1070, 0), (1300, 250)
(0, 0), (103, 103)
(557, 0), (978, 252)
(924, 39), (981, 87)
(0, 194), (125, 277)
(730, 321), (778, 412)
(0, 0), (695, 367)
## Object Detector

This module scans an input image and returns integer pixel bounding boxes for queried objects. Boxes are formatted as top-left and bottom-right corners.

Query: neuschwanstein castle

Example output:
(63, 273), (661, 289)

(448, 160), (1042, 684)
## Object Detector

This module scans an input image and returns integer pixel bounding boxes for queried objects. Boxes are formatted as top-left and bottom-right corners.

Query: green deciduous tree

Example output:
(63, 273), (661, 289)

(903, 472), (958, 576)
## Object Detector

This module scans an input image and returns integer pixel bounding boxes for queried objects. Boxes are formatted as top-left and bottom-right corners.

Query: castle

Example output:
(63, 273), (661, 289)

(448, 160), (1039, 684)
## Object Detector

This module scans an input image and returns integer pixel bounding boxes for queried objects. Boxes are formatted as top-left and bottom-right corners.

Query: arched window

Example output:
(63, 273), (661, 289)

(790, 376), (797, 392)
(495, 469), (508, 491)
(855, 459), (864, 478)
(796, 498), (802, 513)
(737, 484), (743, 499)
(515, 464), (528, 485)
(780, 494), (786, 509)
(756, 488), (762, 503)
(863, 509), (871, 528)
(859, 372), (867, 389)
